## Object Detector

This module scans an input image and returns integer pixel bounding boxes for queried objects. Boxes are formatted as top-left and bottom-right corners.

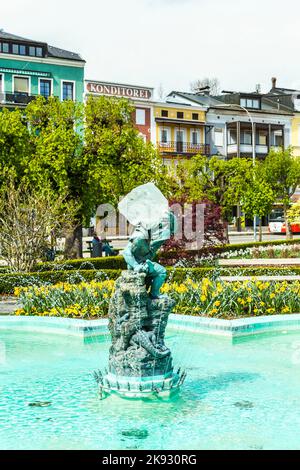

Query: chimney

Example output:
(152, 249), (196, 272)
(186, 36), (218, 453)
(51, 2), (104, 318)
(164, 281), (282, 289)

(195, 85), (210, 96)
(271, 77), (277, 89)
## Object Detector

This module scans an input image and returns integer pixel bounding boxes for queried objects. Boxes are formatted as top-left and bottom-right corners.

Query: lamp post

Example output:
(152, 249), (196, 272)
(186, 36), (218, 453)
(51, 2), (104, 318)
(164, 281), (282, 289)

(215, 103), (257, 241)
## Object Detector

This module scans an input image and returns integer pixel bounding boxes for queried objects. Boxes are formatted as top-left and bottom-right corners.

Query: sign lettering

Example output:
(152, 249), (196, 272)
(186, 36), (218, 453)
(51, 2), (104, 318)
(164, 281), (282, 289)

(86, 81), (152, 100)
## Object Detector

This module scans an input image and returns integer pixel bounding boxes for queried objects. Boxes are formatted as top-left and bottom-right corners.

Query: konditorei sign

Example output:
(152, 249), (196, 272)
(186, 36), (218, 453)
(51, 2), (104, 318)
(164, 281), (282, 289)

(85, 81), (153, 101)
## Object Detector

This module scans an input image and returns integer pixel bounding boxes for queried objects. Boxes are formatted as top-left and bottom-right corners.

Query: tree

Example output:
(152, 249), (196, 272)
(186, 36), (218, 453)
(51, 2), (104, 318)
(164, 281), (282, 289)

(0, 108), (34, 188)
(190, 77), (220, 95)
(84, 95), (169, 208)
(171, 155), (254, 242)
(264, 147), (300, 239)
(24, 96), (86, 258)
(0, 180), (75, 272)
(241, 178), (275, 241)
(0, 96), (171, 259)
(288, 201), (300, 224)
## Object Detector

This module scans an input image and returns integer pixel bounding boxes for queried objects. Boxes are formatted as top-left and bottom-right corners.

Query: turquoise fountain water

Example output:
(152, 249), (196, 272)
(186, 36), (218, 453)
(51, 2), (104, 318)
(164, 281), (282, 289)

(1, 327), (300, 450)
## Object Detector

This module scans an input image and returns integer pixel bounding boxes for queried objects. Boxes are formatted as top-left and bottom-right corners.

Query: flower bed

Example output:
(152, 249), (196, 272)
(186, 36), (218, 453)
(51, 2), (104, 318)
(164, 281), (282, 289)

(14, 278), (300, 320)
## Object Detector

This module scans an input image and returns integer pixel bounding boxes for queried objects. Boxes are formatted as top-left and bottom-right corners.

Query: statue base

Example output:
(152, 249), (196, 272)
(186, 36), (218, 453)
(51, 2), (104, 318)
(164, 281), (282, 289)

(95, 270), (187, 400)
(98, 370), (186, 399)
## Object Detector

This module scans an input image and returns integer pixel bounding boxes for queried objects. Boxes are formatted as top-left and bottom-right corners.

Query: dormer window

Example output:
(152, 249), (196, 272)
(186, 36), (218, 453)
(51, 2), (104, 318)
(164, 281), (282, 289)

(0, 42), (44, 57)
(240, 97), (260, 109)
(29, 46), (43, 57)
(0, 42), (9, 53)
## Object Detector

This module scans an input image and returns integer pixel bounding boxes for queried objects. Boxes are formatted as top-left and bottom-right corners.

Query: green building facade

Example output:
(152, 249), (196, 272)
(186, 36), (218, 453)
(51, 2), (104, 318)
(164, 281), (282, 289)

(0, 30), (85, 107)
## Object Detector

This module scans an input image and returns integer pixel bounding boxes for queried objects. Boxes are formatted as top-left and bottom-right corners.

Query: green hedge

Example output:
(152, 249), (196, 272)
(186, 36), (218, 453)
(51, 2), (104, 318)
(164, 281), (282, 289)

(35, 256), (126, 272)
(1, 265), (300, 295)
(32, 238), (300, 272)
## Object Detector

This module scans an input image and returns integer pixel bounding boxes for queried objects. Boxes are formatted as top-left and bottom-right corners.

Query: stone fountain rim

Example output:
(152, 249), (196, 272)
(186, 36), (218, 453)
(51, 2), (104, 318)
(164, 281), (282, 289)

(1, 313), (300, 339)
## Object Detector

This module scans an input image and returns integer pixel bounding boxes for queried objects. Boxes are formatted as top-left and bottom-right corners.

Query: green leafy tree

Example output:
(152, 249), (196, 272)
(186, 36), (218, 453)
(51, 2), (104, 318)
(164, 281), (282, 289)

(288, 201), (300, 224)
(0, 96), (169, 259)
(242, 178), (275, 241)
(25, 96), (86, 258)
(264, 147), (300, 239)
(84, 95), (168, 207)
(171, 155), (254, 241)
(0, 108), (33, 188)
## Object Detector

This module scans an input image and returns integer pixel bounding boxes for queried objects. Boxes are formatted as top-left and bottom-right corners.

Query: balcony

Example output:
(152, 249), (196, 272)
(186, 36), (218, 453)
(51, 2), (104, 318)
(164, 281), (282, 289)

(227, 143), (283, 158)
(0, 92), (38, 106)
(157, 141), (210, 156)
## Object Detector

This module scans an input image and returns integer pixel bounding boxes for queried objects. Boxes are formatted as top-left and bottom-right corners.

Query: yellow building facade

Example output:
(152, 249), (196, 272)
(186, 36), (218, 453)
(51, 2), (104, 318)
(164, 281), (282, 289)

(291, 113), (300, 157)
(154, 103), (210, 163)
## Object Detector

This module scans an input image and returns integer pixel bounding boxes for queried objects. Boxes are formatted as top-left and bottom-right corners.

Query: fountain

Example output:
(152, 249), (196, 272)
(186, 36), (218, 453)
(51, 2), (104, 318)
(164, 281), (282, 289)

(97, 183), (186, 398)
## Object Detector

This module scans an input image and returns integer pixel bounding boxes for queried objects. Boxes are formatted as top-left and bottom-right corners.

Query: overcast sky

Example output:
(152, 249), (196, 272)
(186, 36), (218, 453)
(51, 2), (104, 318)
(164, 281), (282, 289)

(2, 0), (300, 97)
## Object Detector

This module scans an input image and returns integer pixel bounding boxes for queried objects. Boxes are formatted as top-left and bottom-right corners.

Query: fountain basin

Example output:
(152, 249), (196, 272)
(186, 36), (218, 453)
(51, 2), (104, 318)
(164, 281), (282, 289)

(2, 322), (300, 449)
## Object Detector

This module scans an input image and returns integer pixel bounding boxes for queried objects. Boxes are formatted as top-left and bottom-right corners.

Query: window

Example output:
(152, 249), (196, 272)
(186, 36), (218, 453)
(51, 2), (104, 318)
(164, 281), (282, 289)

(228, 129), (237, 144)
(29, 46), (43, 57)
(39, 79), (52, 98)
(136, 109), (146, 125)
(214, 129), (223, 147)
(191, 131), (198, 145)
(177, 111), (184, 119)
(14, 76), (29, 95)
(62, 81), (74, 101)
(19, 45), (26, 55)
(257, 131), (267, 145)
(192, 113), (199, 120)
(161, 110), (168, 117)
(12, 44), (19, 54)
(161, 129), (168, 143)
(241, 130), (252, 145)
(0, 74), (3, 93)
(0, 42), (9, 53)
(274, 130), (283, 146)
(240, 97), (260, 109)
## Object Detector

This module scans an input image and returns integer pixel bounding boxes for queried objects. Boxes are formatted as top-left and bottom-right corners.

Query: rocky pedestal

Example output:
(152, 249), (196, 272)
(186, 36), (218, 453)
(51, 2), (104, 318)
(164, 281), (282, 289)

(97, 271), (186, 398)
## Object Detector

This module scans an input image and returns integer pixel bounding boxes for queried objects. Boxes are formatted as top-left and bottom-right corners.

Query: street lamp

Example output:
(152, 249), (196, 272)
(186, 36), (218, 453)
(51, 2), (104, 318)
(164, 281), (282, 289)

(214, 103), (257, 241)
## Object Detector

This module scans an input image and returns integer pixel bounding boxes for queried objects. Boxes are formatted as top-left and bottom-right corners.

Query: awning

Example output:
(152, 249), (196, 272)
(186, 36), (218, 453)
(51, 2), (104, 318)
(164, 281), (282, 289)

(0, 67), (51, 78)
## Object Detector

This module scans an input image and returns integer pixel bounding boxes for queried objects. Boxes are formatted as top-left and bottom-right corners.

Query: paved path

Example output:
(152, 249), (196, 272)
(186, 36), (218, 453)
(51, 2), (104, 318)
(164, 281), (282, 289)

(0, 298), (20, 315)
(219, 258), (300, 266)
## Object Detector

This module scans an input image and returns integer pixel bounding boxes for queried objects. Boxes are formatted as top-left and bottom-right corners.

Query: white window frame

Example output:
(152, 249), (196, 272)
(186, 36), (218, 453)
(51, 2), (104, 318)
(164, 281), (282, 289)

(191, 129), (200, 146)
(228, 128), (237, 145)
(12, 75), (31, 95)
(214, 128), (224, 147)
(160, 127), (170, 145)
(38, 77), (53, 98)
(61, 80), (76, 101)
(136, 108), (146, 125)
